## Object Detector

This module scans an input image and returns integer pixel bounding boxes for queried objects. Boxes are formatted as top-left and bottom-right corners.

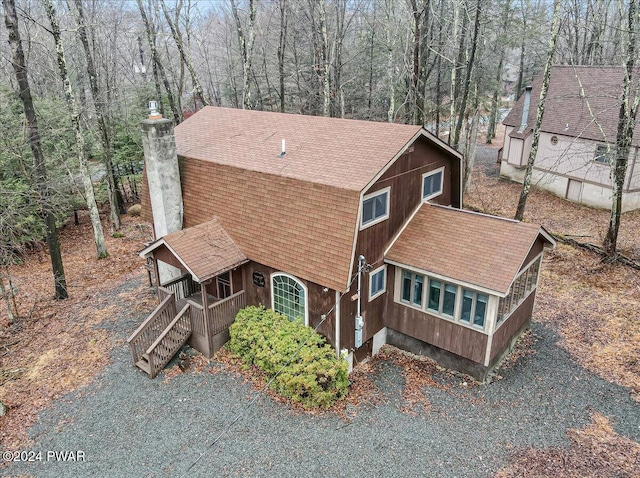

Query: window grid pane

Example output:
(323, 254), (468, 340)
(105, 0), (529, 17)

(402, 271), (412, 302)
(461, 290), (473, 323)
(273, 275), (306, 322)
(442, 284), (457, 316)
(428, 280), (441, 311)
(413, 275), (424, 306)
(474, 294), (488, 327)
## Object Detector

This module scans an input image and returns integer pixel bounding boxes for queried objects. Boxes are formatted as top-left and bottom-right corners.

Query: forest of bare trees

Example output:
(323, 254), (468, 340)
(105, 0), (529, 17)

(1, 0), (638, 305)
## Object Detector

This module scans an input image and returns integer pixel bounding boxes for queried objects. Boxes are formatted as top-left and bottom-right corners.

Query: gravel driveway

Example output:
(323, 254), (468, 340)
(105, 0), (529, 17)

(7, 277), (640, 478)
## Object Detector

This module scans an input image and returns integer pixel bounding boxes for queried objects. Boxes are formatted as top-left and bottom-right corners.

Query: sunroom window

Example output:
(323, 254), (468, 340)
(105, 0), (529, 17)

(398, 268), (489, 331)
(361, 188), (390, 228)
(496, 256), (542, 326)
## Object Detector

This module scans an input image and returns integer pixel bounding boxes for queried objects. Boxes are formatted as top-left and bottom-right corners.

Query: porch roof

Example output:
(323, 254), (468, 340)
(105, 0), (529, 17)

(384, 204), (555, 296)
(139, 217), (248, 283)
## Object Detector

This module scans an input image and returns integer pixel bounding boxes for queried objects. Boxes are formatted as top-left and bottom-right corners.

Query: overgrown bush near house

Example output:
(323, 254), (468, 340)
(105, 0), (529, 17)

(227, 306), (349, 409)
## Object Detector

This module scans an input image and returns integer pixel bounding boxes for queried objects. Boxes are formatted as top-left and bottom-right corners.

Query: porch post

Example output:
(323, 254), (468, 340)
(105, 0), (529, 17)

(201, 280), (211, 356)
(153, 257), (161, 302)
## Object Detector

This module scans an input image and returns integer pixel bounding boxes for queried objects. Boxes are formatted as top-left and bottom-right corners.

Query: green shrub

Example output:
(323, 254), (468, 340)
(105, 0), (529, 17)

(227, 306), (349, 409)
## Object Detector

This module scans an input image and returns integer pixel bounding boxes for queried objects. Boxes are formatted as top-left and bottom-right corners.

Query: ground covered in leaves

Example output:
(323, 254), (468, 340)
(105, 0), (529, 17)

(1, 142), (639, 477)
(0, 212), (153, 448)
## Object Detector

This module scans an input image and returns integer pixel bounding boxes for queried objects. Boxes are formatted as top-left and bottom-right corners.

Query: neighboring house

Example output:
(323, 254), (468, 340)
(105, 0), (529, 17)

(130, 106), (554, 381)
(501, 65), (640, 211)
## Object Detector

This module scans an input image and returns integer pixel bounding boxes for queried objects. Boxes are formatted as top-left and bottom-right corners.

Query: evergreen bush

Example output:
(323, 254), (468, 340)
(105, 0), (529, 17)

(227, 306), (349, 409)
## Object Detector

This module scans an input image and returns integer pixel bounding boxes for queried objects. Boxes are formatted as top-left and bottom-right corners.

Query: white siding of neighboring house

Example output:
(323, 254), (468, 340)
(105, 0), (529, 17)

(500, 130), (640, 211)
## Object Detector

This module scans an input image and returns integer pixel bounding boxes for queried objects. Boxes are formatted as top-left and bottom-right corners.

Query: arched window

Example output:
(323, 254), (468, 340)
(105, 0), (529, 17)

(271, 273), (308, 325)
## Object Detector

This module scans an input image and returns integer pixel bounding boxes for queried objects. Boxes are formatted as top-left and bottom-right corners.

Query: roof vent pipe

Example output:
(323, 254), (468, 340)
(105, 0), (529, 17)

(518, 85), (533, 133)
(280, 138), (286, 157)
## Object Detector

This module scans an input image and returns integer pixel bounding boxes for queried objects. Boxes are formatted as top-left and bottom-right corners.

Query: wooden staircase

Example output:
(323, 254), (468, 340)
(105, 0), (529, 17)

(127, 290), (193, 379)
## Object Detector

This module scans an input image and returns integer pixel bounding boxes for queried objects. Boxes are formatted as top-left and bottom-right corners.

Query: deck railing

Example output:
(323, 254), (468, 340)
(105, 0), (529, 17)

(160, 274), (200, 301)
(208, 290), (246, 336)
(146, 304), (192, 379)
(188, 301), (206, 336)
(127, 293), (177, 364)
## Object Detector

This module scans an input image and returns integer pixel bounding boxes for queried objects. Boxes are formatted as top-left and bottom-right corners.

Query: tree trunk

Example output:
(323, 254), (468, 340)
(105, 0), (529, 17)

(230, 0), (256, 110)
(44, 0), (108, 259)
(515, 0), (562, 221)
(486, 0), (511, 143)
(452, 0), (481, 150)
(3, 0), (68, 299)
(137, 0), (181, 124)
(385, 0), (395, 122)
(603, 0), (639, 258)
(319, 0), (331, 117)
(277, 0), (287, 113)
(73, 0), (121, 231)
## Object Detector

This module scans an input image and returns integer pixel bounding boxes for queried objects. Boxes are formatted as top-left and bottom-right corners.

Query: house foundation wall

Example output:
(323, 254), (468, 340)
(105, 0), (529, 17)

(500, 161), (640, 212)
(385, 328), (490, 381)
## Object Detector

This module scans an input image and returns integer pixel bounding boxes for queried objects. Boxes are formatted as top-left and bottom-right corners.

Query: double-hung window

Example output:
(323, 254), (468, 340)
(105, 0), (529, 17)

(427, 279), (456, 317)
(369, 266), (387, 301)
(422, 167), (444, 201)
(361, 187), (390, 228)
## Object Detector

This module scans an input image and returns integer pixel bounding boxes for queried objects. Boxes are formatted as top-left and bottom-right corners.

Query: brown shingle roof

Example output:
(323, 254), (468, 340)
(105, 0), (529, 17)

(141, 217), (248, 283)
(503, 66), (640, 146)
(385, 204), (553, 295)
(175, 106), (424, 191)
(179, 159), (359, 292)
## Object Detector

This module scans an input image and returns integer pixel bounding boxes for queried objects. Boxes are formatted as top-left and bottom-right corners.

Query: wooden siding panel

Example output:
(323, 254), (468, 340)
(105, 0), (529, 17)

(520, 239), (544, 272)
(241, 262), (336, 347)
(383, 264), (487, 364)
(490, 291), (535, 362)
(346, 136), (461, 352)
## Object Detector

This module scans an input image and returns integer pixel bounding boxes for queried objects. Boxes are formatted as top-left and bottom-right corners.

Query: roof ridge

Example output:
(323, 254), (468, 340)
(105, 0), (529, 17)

(429, 204), (536, 226)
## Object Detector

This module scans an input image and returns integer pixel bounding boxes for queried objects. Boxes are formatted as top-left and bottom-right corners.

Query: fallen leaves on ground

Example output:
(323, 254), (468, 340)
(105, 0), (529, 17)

(496, 412), (640, 478)
(467, 161), (640, 400)
(0, 211), (153, 449)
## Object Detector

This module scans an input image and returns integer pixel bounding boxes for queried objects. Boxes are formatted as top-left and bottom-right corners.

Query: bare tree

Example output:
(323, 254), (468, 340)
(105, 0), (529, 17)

(451, 0), (482, 150)
(72, 0), (120, 231)
(3, 0), (68, 299)
(137, 0), (181, 124)
(603, 0), (639, 257)
(230, 0), (256, 110)
(160, 0), (210, 107)
(43, 0), (108, 259)
(515, 0), (562, 221)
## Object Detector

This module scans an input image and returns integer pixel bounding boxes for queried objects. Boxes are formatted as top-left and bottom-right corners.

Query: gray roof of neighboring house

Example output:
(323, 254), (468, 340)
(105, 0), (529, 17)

(503, 66), (640, 146)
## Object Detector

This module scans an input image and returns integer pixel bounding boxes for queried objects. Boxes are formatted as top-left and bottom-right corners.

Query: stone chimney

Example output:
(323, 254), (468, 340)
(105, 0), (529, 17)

(141, 103), (183, 283)
(518, 85), (533, 133)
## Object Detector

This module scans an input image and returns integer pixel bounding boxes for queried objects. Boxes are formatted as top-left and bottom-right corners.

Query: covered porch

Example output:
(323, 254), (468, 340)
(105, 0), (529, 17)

(128, 218), (249, 377)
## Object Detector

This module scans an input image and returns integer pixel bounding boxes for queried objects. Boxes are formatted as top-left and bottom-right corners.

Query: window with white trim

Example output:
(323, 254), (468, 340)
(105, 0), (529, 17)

(496, 256), (541, 326)
(422, 168), (444, 201)
(399, 269), (487, 330)
(271, 273), (307, 324)
(369, 266), (386, 301)
(361, 187), (390, 228)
